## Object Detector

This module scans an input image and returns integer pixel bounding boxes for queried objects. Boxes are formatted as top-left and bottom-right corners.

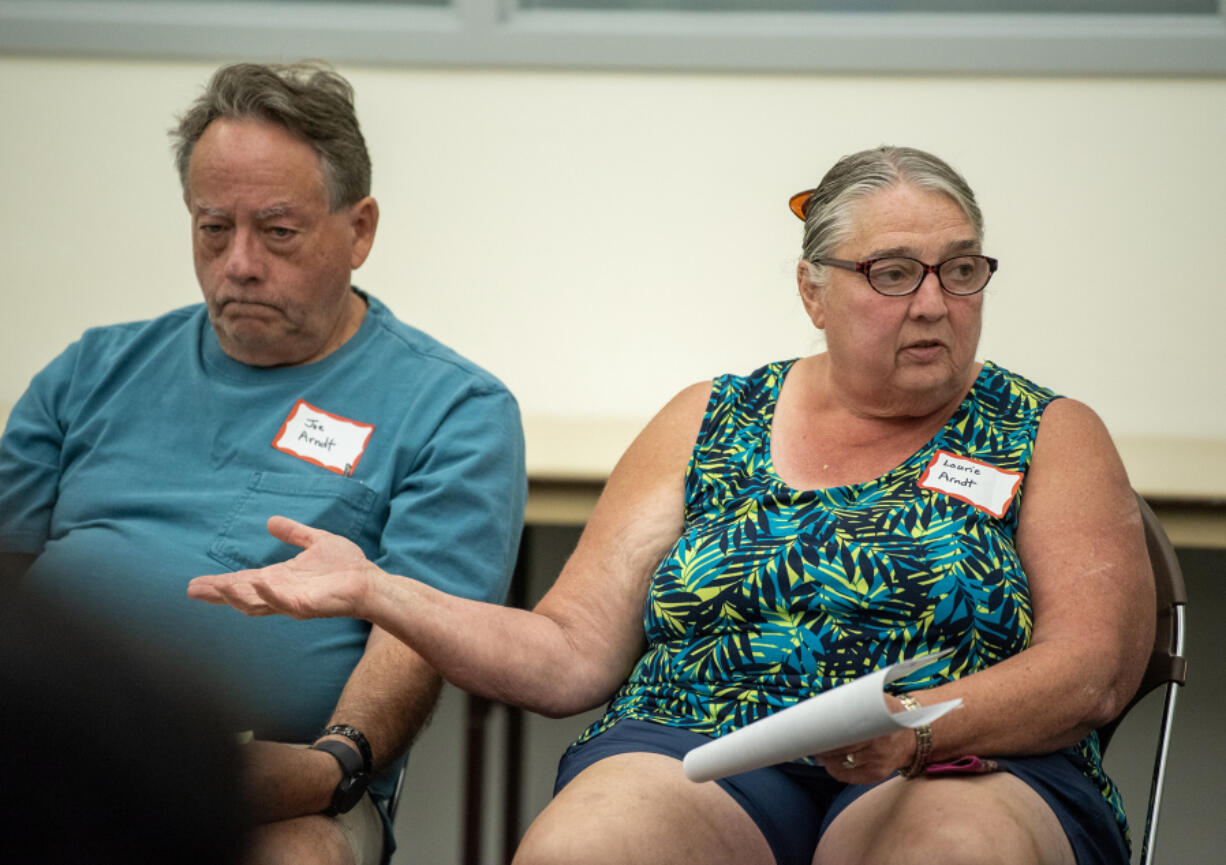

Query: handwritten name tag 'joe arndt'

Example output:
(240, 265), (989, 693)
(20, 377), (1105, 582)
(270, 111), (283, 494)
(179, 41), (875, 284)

(917, 450), (1023, 519)
(272, 400), (375, 476)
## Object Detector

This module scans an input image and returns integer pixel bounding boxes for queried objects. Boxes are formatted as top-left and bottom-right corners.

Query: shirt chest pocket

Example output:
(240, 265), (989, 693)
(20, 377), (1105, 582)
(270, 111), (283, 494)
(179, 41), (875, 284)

(209, 471), (378, 571)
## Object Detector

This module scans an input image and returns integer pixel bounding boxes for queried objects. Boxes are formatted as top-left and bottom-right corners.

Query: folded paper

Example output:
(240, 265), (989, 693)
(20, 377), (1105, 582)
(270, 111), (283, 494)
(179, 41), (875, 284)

(683, 651), (962, 782)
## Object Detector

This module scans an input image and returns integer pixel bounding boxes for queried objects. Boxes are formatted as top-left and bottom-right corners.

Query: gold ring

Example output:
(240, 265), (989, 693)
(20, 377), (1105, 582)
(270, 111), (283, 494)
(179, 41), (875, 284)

(842, 753), (857, 769)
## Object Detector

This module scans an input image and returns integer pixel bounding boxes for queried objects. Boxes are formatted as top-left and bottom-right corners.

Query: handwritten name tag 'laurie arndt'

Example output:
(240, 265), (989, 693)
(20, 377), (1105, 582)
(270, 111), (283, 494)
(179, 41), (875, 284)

(272, 399), (375, 476)
(917, 450), (1022, 518)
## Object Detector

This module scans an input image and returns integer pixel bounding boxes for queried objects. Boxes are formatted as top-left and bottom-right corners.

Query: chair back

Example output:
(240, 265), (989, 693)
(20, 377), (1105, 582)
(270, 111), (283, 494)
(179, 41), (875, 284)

(1097, 493), (1189, 865)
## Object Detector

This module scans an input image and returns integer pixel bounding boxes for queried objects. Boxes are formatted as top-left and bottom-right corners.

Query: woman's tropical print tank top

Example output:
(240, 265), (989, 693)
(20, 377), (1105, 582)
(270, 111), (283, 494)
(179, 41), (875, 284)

(574, 359), (1126, 841)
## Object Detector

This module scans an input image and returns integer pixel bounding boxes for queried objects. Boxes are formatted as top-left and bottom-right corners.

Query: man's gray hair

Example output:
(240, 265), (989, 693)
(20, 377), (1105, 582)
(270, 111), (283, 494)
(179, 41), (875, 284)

(800, 146), (983, 285)
(171, 61), (370, 211)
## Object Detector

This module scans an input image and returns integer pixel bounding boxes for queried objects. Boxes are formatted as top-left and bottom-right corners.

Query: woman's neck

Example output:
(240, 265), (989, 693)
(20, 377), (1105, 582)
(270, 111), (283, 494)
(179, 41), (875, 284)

(769, 354), (978, 491)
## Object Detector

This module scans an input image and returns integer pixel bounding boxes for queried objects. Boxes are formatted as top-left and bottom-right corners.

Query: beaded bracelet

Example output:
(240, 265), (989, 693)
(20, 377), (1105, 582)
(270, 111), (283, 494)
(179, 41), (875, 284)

(316, 723), (373, 773)
(896, 694), (932, 778)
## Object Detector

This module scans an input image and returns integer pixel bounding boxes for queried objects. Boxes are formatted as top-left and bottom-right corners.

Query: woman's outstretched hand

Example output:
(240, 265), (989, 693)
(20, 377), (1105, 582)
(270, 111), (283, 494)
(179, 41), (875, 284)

(187, 515), (381, 621)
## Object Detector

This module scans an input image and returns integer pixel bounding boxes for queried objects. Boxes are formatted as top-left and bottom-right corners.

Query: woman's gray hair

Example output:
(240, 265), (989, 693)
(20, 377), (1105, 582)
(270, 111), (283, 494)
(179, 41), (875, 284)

(800, 146), (982, 286)
(170, 61), (370, 211)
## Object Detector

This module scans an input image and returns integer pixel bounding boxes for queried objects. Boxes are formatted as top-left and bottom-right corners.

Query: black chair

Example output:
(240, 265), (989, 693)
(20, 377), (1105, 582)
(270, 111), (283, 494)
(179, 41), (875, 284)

(387, 762), (408, 824)
(1097, 494), (1188, 865)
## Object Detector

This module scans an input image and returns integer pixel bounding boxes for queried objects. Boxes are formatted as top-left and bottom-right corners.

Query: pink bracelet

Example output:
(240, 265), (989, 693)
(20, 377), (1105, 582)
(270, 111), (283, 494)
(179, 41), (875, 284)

(924, 755), (999, 775)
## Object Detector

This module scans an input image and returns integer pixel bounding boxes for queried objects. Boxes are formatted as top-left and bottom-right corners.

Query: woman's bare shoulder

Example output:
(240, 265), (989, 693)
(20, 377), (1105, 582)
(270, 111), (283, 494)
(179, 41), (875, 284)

(610, 379), (714, 485)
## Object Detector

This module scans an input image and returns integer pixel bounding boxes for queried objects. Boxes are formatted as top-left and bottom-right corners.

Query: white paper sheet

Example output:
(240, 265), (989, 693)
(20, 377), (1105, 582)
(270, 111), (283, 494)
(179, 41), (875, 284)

(683, 651), (962, 782)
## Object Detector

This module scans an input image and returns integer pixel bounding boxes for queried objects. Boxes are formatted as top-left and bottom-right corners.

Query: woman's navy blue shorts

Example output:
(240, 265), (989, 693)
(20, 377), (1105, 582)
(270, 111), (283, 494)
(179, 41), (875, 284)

(554, 719), (1129, 865)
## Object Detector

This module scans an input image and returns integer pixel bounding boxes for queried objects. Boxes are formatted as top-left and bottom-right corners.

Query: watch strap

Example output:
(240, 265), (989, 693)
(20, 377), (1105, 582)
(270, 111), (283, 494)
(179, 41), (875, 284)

(310, 739), (368, 816)
(311, 738), (364, 777)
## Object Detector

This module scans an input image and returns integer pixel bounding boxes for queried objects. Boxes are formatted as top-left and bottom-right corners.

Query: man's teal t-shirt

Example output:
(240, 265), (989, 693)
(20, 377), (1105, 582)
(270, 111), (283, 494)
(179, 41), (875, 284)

(0, 291), (526, 743)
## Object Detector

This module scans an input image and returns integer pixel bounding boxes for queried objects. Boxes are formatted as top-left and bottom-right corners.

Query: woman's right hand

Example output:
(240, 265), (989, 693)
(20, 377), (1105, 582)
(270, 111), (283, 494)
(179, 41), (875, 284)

(188, 515), (382, 621)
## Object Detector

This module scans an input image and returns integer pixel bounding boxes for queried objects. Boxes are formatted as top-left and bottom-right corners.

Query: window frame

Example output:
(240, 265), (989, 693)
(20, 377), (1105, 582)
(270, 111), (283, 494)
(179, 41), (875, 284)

(1, 0), (1223, 75)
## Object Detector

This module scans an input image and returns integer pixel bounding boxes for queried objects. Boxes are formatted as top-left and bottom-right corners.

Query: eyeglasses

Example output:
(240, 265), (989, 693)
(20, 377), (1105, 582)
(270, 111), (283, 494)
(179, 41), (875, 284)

(813, 255), (998, 297)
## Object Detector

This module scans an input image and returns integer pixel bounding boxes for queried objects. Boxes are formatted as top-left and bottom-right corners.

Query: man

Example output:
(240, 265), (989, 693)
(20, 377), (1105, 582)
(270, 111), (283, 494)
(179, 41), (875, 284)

(0, 62), (526, 865)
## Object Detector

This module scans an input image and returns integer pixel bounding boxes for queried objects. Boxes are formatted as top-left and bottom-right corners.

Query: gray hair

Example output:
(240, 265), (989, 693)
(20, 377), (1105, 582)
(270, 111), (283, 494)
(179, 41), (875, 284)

(799, 146), (982, 285)
(170, 61), (370, 211)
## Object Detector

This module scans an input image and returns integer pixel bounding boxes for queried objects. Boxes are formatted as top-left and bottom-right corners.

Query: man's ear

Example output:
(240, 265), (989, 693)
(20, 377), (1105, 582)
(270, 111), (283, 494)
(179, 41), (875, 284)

(797, 260), (826, 331)
(348, 196), (380, 269)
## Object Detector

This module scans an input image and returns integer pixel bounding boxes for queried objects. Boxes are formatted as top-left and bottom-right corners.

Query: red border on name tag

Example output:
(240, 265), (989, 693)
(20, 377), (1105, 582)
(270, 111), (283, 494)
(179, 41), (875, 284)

(917, 450), (1022, 519)
(271, 399), (375, 476)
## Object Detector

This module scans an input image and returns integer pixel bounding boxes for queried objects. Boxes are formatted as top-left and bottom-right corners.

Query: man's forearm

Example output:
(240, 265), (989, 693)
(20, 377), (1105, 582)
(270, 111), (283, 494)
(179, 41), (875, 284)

(240, 628), (441, 824)
(323, 625), (443, 771)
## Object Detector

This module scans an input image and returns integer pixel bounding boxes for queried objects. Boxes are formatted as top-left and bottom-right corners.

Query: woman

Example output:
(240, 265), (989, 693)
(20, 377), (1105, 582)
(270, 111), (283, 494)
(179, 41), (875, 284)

(190, 146), (1153, 865)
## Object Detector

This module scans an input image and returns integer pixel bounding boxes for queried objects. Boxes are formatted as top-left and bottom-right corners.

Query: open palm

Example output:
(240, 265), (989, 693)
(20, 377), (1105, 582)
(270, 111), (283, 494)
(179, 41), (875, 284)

(188, 515), (379, 621)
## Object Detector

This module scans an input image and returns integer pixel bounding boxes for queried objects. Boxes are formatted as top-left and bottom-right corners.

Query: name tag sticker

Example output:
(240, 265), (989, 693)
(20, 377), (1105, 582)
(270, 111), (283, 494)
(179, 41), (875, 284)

(917, 450), (1023, 519)
(272, 400), (375, 476)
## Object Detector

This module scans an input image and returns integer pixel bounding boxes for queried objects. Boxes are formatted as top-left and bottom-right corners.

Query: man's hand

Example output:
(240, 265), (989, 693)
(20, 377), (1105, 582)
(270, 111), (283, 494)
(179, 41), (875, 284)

(188, 516), (382, 621)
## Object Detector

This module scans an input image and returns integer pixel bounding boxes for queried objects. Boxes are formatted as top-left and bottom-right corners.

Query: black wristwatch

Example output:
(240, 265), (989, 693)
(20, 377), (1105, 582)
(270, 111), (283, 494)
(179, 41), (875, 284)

(310, 739), (370, 816)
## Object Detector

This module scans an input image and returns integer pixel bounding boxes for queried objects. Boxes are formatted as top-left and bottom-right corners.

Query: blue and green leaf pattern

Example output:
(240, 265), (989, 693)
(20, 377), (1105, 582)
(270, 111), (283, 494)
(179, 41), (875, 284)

(574, 360), (1126, 841)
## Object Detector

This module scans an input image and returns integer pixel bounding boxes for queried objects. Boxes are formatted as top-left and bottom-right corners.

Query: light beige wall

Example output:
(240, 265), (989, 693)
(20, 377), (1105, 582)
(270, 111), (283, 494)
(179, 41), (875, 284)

(2, 55), (1224, 440)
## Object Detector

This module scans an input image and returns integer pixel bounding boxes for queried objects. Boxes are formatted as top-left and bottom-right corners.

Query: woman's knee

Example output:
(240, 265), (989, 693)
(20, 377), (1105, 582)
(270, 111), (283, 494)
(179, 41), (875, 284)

(893, 812), (1045, 865)
(511, 800), (675, 865)
(513, 753), (774, 865)
(821, 813), (1045, 865)
(817, 776), (1073, 865)
(511, 817), (592, 865)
